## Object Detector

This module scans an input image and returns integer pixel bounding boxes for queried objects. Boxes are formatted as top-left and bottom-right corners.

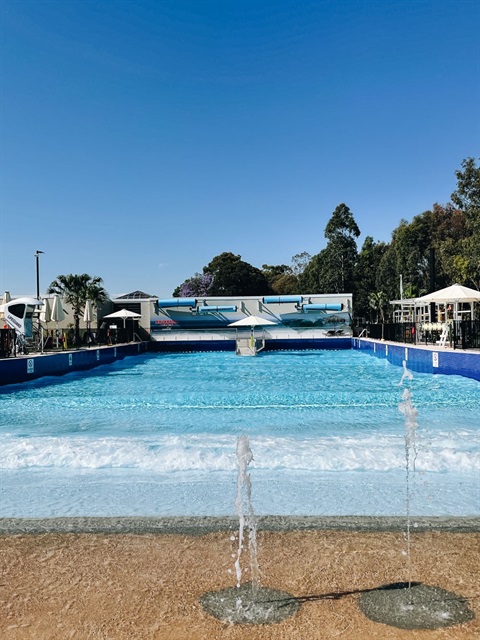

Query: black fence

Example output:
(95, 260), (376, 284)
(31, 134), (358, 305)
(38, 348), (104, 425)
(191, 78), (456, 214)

(0, 323), (152, 358)
(0, 328), (16, 357)
(360, 320), (480, 350)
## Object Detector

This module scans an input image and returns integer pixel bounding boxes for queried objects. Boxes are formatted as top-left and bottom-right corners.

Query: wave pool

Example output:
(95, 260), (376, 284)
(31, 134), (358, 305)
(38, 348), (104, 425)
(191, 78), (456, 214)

(0, 350), (479, 517)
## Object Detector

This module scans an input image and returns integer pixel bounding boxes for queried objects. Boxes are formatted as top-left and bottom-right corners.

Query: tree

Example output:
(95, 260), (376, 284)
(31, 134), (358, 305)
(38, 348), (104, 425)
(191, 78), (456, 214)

(451, 157), (480, 288)
(354, 237), (388, 320)
(47, 274), (108, 345)
(299, 204), (360, 294)
(209, 260), (271, 296)
(173, 272), (213, 297)
(262, 264), (299, 294)
(451, 157), (480, 232)
(291, 252), (311, 276)
(368, 291), (388, 323)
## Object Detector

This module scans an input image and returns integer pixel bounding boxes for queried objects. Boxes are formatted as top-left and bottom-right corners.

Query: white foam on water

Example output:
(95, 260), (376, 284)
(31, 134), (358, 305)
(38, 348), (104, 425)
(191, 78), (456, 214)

(0, 432), (477, 473)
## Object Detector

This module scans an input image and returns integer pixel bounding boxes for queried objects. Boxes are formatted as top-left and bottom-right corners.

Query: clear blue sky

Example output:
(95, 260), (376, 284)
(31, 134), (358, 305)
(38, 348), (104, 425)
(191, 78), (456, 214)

(1, 0), (479, 298)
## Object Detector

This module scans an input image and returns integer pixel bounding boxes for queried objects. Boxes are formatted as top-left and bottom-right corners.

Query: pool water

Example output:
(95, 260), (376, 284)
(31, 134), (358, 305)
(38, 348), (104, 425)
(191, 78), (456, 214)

(0, 350), (479, 517)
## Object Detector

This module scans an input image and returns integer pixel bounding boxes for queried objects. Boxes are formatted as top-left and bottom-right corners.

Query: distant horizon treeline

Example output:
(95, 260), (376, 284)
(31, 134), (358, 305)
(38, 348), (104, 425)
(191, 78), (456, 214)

(172, 157), (480, 321)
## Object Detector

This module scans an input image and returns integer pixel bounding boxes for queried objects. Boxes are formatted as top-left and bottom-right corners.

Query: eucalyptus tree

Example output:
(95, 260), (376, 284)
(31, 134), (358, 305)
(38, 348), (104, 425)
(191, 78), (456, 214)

(47, 274), (108, 345)
(451, 157), (480, 288)
(354, 237), (388, 320)
(299, 204), (360, 294)
(262, 264), (299, 294)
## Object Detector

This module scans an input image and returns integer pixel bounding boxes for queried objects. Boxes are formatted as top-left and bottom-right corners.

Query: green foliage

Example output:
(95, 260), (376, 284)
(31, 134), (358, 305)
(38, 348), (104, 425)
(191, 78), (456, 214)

(262, 264), (300, 294)
(47, 274), (108, 343)
(203, 252), (273, 296)
(291, 252), (311, 276)
(354, 237), (388, 320)
(451, 157), (480, 231)
(299, 203), (360, 294)
(368, 291), (389, 323)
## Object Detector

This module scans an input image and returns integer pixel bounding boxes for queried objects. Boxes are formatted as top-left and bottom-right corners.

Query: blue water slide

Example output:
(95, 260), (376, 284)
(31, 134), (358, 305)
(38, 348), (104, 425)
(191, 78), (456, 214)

(262, 295), (303, 304)
(197, 306), (237, 313)
(302, 304), (343, 311)
(157, 298), (197, 308)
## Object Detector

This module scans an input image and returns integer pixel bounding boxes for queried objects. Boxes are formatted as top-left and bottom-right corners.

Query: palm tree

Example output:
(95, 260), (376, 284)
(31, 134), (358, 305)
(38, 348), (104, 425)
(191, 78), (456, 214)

(368, 291), (388, 323)
(47, 274), (108, 345)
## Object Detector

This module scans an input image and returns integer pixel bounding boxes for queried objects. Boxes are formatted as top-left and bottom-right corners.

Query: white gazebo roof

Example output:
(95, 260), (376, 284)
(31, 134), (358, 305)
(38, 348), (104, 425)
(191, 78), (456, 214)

(415, 284), (480, 304)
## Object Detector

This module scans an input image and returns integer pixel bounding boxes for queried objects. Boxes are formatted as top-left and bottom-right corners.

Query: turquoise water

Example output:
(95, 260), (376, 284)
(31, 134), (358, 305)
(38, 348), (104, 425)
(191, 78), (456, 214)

(0, 350), (479, 517)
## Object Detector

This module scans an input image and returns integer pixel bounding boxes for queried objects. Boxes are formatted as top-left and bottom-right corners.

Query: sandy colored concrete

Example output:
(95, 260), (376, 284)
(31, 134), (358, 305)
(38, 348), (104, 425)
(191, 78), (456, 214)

(0, 528), (479, 640)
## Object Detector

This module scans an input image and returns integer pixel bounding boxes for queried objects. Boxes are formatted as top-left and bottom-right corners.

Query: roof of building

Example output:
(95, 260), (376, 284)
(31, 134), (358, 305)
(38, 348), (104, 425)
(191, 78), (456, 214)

(113, 290), (157, 300)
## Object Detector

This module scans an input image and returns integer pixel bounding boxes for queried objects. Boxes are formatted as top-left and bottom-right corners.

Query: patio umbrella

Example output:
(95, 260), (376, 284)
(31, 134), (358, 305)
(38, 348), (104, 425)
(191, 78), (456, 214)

(83, 299), (93, 328)
(39, 298), (52, 352)
(229, 315), (277, 345)
(39, 297), (52, 324)
(103, 309), (141, 342)
(228, 316), (277, 328)
(51, 295), (66, 348)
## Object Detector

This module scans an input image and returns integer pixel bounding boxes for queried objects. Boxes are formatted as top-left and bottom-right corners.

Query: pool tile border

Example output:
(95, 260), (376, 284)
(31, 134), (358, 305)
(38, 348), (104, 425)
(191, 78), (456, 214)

(354, 338), (480, 382)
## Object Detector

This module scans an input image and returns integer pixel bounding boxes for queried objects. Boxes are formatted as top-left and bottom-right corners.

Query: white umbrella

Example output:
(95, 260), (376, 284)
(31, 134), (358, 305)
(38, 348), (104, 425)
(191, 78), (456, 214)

(83, 299), (94, 346)
(228, 316), (277, 355)
(83, 299), (93, 327)
(39, 298), (52, 324)
(103, 308), (141, 330)
(51, 295), (66, 348)
(39, 298), (52, 353)
(228, 316), (277, 327)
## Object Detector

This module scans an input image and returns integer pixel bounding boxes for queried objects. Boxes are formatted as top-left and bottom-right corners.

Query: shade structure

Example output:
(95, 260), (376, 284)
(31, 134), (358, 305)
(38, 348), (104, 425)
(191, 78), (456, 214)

(83, 299), (93, 326)
(51, 295), (66, 323)
(103, 308), (141, 330)
(416, 284), (480, 304)
(39, 298), (52, 324)
(51, 295), (66, 348)
(228, 316), (277, 328)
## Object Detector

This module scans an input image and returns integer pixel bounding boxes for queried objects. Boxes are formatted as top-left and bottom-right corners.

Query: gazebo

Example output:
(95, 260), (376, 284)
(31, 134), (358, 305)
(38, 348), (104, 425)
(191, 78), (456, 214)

(415, 284), (480, 322)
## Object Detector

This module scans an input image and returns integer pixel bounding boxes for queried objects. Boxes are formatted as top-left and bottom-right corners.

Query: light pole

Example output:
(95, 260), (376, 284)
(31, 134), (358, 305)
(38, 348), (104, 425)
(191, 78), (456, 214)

(34, 250), (44, 299)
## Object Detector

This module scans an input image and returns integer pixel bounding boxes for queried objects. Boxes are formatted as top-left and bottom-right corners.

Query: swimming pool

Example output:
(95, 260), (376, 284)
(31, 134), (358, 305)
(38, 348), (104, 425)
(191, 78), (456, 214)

(0, 350), (479, 517)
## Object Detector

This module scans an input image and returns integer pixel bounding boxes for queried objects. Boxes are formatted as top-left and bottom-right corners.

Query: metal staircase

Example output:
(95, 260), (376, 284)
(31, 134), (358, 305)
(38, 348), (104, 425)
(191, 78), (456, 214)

(235, 334), (266, 356)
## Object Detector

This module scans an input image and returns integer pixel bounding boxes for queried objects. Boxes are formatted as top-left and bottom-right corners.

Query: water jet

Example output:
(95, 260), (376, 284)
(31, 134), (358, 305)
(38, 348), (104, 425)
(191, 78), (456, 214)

(359, 362), (475, 629)
(200, 436), (300, 624)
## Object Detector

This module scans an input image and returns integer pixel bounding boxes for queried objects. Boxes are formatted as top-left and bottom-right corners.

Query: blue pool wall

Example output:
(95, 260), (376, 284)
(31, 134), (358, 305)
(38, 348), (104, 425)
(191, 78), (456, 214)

(0, 343), (149, 386)
(353, 338), (480, 382)
(1, 337), (479, 386)
(150, 337), (352, 354)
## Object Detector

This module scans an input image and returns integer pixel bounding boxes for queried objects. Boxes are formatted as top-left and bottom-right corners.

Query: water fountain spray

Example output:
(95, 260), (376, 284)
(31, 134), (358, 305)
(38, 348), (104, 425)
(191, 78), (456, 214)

(398, 360), (418, 591)
(359, 359), (474, 629)
(234, 435), (260, 590)
(200, 435), (299, 624)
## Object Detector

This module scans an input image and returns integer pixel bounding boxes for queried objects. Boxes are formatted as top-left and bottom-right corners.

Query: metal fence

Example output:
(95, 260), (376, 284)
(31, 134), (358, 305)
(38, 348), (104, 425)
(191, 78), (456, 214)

(360, 320), (480, 350)
(0, 324), (150, 358)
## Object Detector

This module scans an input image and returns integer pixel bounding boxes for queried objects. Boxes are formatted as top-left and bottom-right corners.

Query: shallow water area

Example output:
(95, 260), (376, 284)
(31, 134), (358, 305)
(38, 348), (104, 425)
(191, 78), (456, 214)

(1, 350), (479, 517)
(200, 582), (300, 624)
(358, 582), (475, 629)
